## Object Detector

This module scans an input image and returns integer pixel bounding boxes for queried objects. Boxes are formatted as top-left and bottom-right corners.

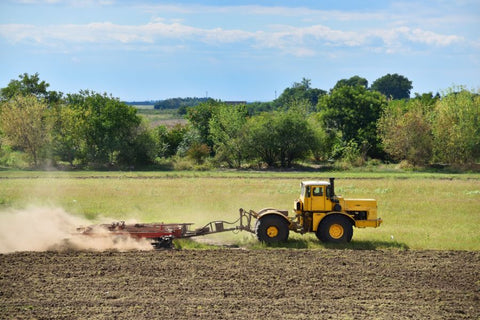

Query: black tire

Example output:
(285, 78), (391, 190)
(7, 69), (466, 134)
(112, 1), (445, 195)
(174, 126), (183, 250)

(316, 215), (353, 243)
(152, 236), (173, 249)
(255, 215), (289, 243)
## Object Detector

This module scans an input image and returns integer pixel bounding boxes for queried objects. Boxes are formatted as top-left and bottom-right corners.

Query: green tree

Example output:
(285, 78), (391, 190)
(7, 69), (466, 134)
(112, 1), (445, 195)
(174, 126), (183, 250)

(186, 99), (219, 149)
(243, 108), (314, 167)
(64, 90), (142, 166)
(371, 73), (413, 100)
(155, 124), (187, 158)
(176, 127), (200, 156)
(275, 78), (326, 112)
(0, 73), (62, 104)
(209, 103), (248, 167)
(175, 126), (211, 165)
(333, 75), (368, 90)
(243, 113), (277, 166)
(378, 100), (434, 165)
(318, 85), (387, 158)
(413, 92), (440, 106)
(432, 88), (480, 165)
(0, 94), (50, 166)
(246, 101), (275, 115)
(308, 115), (337, 161)
(50, 104), (85, 165)
(275, 109), (315, 167)
(154, 97), (209, 110)
(117, 121), (157, 167)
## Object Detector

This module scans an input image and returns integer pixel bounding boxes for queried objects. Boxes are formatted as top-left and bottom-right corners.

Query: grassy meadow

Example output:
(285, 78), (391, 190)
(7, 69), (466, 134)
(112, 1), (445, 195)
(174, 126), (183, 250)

(0, 170), (479, 250)
(136, 107), (187, 128)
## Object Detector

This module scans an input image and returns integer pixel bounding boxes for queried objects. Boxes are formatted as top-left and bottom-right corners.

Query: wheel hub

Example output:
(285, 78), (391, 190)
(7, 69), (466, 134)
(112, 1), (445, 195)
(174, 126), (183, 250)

(266, 226), (279, 238)
(329, 223), (344, 239)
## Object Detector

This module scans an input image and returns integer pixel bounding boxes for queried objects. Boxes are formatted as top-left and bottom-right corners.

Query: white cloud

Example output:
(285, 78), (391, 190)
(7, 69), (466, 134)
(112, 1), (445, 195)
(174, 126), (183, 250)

(406, 28), (463, 46)
(2, 2), (472, 58)
(369, 26), (464, 54)
(0, 20), (466, 57)
(284, 47), (316, 57)
(12, 0), (114, 5)
(141, 4), (386, 22)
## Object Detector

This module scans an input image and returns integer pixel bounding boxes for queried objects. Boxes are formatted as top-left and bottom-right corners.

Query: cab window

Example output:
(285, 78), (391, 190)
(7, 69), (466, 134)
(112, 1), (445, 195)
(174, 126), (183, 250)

(305, 186), (311, 197)
(312, 186), (323, 196)
(326, 186), (332, 198)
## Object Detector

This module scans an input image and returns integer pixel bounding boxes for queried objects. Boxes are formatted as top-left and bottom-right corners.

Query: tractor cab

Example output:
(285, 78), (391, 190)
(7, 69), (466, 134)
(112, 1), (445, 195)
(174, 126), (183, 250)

(295, 178), (341, 213)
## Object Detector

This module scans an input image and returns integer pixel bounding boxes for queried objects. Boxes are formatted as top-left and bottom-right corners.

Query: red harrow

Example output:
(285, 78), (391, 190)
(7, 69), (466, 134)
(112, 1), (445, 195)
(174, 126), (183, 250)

(76, 209), (257, 249)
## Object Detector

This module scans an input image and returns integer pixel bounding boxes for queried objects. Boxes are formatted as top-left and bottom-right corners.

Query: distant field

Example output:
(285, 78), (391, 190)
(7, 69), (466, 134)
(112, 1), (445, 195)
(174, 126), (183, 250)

(135, 107), (187, 127)
(130, 104), (155, 109)
(0, 171), (479, 250)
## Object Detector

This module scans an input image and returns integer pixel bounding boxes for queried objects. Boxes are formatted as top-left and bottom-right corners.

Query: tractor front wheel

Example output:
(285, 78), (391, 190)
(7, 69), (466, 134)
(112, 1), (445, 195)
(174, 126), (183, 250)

(316, 215), (353, 243)
(255, 215), (289, 243)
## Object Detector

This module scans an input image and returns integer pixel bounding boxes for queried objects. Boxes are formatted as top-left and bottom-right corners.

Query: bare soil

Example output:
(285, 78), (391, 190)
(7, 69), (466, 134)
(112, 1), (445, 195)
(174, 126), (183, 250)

(1, 249), (479, 319)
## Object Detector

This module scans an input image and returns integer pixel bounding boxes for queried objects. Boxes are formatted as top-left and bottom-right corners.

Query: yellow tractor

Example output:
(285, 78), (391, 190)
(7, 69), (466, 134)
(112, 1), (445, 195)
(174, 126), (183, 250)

(79, 178), (381, 248)
(252, 178), (382, 243)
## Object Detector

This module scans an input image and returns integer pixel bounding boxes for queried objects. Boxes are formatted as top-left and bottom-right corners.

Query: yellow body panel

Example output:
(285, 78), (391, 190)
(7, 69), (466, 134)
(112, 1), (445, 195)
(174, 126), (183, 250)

(355, 219), (383, 228)
(312, 212), (327, 232)
(343, 198), (378, 220)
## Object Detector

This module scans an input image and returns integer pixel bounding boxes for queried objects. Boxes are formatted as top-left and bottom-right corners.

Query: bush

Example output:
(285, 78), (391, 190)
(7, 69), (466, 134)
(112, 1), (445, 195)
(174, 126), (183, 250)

(0, 145), (29, 168)
(186, 143), (211, 164)
(396, 160), (415, 171)
(242, 108), (315, 167)
(378, 100), (433, 166)
(172, 155), (213, 171)
(0, 94), (50, 167)
(341, 140), (365, 167)
(432, 88), (480, 165)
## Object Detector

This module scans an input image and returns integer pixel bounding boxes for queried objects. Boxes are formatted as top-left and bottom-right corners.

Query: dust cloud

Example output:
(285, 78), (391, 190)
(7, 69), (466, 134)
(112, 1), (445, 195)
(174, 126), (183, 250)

(0, 207), (152, 253)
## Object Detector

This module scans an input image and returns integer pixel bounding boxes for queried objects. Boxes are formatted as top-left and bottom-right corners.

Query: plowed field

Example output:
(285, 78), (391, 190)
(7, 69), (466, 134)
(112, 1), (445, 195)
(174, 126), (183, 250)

(1, 249), (479, 319)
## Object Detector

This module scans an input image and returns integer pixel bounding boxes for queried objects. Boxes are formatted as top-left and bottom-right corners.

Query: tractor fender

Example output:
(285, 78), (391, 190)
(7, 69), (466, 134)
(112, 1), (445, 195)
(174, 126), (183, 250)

(257, 208), (288, 216)
(256, 209), (290, 225)
(315, 212), (355, 231)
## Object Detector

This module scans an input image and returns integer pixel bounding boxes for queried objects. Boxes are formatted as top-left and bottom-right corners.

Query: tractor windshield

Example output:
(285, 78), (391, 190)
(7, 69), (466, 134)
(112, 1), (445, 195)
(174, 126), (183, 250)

(301, 184), (311, 198)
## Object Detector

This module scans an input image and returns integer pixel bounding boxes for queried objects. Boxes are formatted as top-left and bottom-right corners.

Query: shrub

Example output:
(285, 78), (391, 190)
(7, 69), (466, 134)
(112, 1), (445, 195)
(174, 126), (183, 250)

(432, 88), (480, 165)
(186, 143), (211, 165)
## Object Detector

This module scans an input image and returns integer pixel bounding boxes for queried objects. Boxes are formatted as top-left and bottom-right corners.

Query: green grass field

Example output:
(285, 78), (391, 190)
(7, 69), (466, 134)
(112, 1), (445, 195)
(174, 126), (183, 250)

(136, 108), (187, 128)
(0, 170), (479, 250)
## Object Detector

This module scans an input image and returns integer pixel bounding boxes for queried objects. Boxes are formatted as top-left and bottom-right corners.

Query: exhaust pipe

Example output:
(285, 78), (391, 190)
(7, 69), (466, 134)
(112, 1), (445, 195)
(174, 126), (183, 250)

(329, 177), (341, 210)
(329, 177), (335, 196)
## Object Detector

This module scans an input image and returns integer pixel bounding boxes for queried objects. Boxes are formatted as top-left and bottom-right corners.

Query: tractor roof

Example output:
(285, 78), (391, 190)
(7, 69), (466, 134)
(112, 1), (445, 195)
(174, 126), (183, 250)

(301, 181), (330, 186)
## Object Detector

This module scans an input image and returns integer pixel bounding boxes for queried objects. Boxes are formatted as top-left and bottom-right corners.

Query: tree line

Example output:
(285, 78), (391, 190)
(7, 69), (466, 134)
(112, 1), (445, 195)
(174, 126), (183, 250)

(0, 72), (478, 170)
(153, 97), (209, 113)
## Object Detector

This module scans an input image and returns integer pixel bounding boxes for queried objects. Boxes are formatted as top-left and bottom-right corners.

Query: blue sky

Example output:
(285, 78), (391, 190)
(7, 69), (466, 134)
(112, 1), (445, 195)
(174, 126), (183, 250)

(0, 0), (479, 101)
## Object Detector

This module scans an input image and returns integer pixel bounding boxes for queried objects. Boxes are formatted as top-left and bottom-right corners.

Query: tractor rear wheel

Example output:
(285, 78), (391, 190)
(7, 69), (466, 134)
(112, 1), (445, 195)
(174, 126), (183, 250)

(255, 215), (289, 243)
(316, 215), (353, 243)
